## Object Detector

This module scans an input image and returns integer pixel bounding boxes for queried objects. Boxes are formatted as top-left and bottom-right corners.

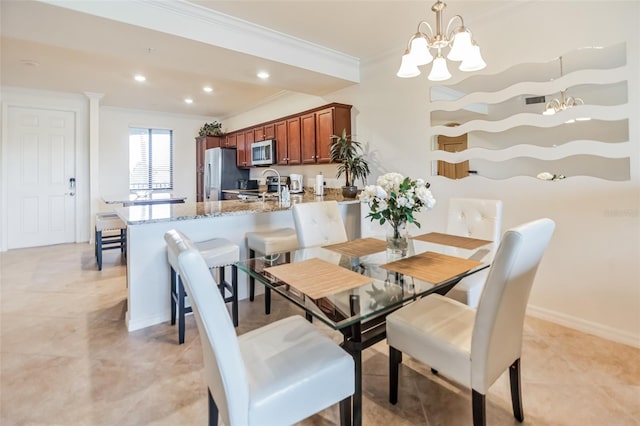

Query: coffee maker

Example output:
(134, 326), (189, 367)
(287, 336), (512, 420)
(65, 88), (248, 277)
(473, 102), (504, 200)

(289, 174), (304, 193)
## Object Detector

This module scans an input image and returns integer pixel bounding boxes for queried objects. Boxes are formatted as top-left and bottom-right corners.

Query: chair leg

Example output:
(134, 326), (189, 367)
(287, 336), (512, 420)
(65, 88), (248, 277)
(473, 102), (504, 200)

(170, 267), (177, 326)
(208, 388), (218, 426)
(178, 277), (186, 345)
(249, 249), (255, 301)
(389, 346), (402, 404)
(509, 358), (524, 422)
(472, 389), (486, 426)
(339, 396), (352, 426)
(265, 287), (271, 315)
(96, 230), (103, 271)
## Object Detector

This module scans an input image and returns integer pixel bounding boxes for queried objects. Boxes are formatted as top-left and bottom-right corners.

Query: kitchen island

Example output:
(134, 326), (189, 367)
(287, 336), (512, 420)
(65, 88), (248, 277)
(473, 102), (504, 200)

(117, 192), (361, 331)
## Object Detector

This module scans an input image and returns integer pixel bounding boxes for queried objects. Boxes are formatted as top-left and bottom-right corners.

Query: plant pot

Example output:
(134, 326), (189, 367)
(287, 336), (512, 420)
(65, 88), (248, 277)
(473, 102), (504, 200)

(341, 185), (358, 198)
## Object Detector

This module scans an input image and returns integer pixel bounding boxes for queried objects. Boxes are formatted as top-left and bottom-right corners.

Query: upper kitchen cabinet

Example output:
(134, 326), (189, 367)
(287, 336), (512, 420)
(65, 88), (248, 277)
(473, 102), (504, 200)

(224, 133), (237, 148)
(237, 129), (254, 168)
(196, 135), (223, 149)
(301, 104), (352, 164)
(226, 102), (352, 167)
(285, 117), (302, 165)
(236, 132), (250, 167)
(253, 123), (275, 142)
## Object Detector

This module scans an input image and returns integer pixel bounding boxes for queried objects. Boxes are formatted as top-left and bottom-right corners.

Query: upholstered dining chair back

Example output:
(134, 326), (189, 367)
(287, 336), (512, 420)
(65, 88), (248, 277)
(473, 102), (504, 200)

(445, 198), (503, 307)
(446, 198), (503, 251)
(165, 229), (249, 426)
(471, 218), (555, 393)
(292, 200), (348, 248)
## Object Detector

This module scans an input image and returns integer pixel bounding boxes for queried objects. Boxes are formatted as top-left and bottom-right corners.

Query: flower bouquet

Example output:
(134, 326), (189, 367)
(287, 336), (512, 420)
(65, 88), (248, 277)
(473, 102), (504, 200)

(359, 172), (436, 257)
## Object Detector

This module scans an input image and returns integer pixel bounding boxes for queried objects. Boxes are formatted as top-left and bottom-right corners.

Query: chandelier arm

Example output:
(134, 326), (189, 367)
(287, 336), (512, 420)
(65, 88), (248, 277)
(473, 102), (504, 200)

(546, 99), (561, 111)
(445, 15), (466, 42)
(417, 21), (435, 41)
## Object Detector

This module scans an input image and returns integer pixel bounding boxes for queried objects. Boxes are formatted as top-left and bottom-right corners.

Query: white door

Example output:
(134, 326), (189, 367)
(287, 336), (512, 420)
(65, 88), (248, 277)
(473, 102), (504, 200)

(7, 106), (76, 249)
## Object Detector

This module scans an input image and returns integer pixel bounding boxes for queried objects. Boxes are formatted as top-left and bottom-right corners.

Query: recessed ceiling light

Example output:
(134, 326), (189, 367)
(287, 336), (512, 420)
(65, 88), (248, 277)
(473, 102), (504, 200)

(257, 71), (270, 80)
(134, 74), (146, 82)
(184, 98), (193, 104)
(203, 86), (213, 93)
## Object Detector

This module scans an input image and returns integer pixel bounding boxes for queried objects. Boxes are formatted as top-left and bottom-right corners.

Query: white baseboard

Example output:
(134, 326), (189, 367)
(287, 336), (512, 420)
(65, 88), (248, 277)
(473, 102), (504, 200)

(126, 311), (170, 332)
(527, 304), (640, 349)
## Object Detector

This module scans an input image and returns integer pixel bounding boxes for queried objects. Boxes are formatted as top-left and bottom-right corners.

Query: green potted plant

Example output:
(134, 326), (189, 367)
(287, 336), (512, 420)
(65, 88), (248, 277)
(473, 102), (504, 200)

(198, 121), (223, 137)
(330, 128), (370, 198)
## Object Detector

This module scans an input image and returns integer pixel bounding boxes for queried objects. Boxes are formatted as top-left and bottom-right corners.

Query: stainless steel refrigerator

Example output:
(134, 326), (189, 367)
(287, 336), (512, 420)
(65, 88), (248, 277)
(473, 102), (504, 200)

(204, 148), (249, 201)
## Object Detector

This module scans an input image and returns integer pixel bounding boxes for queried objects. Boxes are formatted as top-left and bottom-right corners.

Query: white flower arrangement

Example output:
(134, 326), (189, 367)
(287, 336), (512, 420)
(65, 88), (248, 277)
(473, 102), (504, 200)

(359, 172), (436, 235)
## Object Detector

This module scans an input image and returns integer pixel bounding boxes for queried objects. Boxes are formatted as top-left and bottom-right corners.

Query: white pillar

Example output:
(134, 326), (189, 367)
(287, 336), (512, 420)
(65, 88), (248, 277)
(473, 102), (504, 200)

(84, 92), (104, 242)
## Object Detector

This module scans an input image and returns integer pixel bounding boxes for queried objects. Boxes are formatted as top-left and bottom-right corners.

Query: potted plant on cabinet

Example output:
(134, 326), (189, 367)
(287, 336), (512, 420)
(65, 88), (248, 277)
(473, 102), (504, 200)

(198, 121), (223, 137)
(330, 128), (370, 198)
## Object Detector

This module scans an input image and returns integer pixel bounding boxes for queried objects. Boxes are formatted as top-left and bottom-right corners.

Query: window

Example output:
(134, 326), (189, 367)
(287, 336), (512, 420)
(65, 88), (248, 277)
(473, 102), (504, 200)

(129, 128), (173, 193)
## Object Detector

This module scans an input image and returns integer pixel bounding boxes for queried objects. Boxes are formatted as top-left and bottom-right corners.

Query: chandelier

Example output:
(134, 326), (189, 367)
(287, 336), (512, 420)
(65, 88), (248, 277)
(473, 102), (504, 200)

(542, 56), (589, 122)
(396, 0), (486, 81)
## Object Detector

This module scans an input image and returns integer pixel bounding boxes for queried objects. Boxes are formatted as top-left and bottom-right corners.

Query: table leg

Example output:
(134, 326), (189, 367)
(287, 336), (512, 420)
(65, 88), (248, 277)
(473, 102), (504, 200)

(349, 294), (363, 426)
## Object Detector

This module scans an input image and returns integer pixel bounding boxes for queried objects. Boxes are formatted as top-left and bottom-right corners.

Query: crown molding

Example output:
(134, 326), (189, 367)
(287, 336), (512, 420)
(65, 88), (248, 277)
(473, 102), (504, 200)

(36, 0), (360, 83)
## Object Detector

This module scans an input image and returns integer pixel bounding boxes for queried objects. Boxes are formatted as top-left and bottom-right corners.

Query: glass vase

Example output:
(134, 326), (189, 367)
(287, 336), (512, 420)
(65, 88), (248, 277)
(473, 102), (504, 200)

(386, 223), (409, 260)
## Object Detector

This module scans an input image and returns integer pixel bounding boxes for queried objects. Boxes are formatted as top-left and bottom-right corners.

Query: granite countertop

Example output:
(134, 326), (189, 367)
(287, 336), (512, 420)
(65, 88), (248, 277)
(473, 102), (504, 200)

(118, 190), (361, 225)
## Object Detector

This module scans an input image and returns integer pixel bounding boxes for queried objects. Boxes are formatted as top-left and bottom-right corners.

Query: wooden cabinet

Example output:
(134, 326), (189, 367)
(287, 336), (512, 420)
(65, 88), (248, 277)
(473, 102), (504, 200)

(276, 118), (302, 166)
(224, 103), (351, 168)
(236, 132), (248, 167)
(264, 123), (275, 140)
(195, 137), (206, 202)
(225, 133), (237, 148)
(237, 129), (254, 168)
(253, 124), (275, 142)
(275, 120), (288, 165)
(301, 113), (317, 164)
(300, 105), (351, 164)
(206, 136), (225, 149)
(287, 118), (302, 165)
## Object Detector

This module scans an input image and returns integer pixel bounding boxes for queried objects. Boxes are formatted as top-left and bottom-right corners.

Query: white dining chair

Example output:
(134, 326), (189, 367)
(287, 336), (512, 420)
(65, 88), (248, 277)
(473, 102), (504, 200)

(165, 229), (355, 426)
(386, 218), (555, 426)
(446, 198), (503, 307)
(292, 200), (349, 248)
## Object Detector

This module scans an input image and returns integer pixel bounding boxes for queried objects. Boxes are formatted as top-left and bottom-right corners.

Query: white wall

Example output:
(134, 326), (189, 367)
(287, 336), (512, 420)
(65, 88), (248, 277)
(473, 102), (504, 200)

(222, 1), (640, 346)
(98, 107), (210, 208)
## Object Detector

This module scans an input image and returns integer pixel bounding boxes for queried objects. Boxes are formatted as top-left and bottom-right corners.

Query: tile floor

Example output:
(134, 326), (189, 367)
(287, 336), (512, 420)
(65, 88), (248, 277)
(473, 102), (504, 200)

(1, 244), (638, 425)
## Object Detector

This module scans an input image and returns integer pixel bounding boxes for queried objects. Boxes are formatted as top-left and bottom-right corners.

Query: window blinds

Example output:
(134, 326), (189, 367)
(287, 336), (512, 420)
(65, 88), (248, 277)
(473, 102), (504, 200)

(129, 128), (173, 192)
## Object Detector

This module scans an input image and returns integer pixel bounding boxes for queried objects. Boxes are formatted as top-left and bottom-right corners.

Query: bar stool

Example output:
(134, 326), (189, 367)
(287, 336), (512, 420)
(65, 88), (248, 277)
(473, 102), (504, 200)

(165, 231), (240, 344)
(95, 212), (126, 271)
(246, 228), (298, 314)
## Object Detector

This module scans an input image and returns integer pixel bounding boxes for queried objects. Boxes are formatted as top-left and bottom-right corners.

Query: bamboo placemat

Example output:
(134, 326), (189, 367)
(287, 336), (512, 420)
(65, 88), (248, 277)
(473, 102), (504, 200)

(323, 238), (387, 258)
(381, 252), (483, 284)
(412, 232), (492, 250)
(264, 258), (373, 300)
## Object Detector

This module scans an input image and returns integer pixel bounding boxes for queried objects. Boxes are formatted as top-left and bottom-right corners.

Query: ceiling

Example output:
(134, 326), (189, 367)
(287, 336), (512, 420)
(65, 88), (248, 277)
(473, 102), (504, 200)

(0, 0), (493, 119)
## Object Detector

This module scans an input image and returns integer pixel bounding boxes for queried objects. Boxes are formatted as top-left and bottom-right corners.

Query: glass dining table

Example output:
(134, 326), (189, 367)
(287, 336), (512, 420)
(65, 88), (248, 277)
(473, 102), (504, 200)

(235, 234), (493, 426)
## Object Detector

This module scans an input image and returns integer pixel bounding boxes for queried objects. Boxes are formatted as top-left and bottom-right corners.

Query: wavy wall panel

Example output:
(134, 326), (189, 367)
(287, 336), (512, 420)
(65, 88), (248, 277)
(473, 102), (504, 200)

(429, 43), (631, 181)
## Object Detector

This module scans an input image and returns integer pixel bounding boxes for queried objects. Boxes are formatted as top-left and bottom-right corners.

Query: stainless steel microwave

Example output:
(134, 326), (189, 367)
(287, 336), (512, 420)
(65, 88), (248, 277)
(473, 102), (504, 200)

(251, 139), (275, 166)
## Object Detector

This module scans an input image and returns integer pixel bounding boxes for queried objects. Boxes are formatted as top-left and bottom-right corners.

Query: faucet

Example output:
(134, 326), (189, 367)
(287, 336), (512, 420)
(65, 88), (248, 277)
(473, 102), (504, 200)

(261, 168), (281, 201)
